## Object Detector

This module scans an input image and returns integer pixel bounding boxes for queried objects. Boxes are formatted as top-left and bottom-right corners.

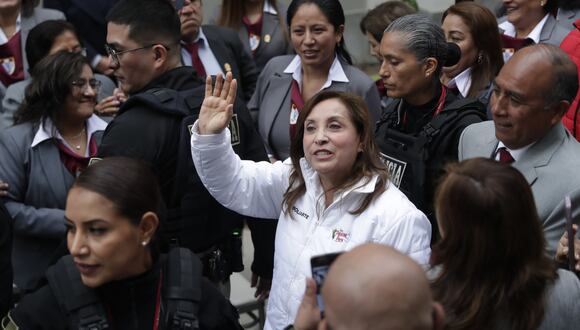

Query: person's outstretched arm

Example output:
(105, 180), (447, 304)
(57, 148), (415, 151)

(191, 73), (289, 219)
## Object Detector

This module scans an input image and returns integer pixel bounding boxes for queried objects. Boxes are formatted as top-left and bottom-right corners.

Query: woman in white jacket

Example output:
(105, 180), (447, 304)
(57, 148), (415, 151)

(191, 73), (431, 330)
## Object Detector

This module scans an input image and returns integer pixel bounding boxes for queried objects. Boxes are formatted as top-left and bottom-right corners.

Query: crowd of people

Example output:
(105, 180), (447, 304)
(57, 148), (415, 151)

(0, 0), (580, 329)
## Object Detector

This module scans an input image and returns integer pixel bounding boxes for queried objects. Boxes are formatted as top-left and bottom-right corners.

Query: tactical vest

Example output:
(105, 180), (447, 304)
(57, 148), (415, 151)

(375, 98), (486, 214)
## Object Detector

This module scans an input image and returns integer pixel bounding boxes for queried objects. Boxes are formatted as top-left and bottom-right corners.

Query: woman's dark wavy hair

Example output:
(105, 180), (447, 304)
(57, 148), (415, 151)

(73, 157), (164, 257)
(442, 2), (503, 98)
(283, 91), (389, 217)
(431, 158), (558, 330)
(287, 0), (353, 65)
(14, 51), (89, 125)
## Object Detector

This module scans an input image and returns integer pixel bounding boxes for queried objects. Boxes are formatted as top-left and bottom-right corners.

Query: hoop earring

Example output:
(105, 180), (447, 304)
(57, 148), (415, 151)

(477, 53), (483, 64)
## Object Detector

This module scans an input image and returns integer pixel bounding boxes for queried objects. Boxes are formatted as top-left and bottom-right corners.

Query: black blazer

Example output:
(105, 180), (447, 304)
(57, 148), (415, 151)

(195, 25), (258, 102)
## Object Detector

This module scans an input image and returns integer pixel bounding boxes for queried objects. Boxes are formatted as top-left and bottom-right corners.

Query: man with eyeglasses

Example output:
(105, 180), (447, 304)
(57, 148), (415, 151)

(290, 244), (445, 330)
(97, 0), (275, 300)
(177, 0), (258, 102)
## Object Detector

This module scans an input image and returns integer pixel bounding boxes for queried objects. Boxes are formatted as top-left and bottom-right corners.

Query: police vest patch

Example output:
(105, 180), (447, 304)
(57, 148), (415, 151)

(228, 114), (240, 146)
(1, 313), (20, 330)
(188, 124), (194, 136)
(380, 153), (407, 188)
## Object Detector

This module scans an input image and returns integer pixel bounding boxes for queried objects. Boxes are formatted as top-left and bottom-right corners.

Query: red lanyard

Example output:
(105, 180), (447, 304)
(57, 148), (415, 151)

(402, 85), (447, 126)
(152, 271), (163, 330)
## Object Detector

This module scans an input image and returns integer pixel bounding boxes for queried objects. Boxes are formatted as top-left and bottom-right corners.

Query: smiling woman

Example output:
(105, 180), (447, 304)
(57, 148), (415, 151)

(248, 0), (381, 162)
(0, 51), (107, 291)
(191, 73), (431, 330)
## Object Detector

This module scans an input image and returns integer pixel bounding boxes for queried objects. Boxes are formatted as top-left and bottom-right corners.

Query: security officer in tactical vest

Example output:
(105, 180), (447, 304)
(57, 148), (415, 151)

(1, 157), (242, 330)
(374, 15), (485, 238)
(95, 0), (276, 297)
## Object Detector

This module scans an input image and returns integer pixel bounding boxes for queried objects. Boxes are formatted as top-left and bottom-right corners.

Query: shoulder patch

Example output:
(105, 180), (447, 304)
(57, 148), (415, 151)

(88, 157), (102, 166)
(1, 313), (20, 330)
(228, 114), (240, 146)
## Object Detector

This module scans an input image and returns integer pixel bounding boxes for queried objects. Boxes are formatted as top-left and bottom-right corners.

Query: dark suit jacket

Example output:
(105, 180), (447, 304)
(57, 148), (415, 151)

(183, 25), (258, 102)
(236, 4), (291, 72)
(43, 0), (118, 64)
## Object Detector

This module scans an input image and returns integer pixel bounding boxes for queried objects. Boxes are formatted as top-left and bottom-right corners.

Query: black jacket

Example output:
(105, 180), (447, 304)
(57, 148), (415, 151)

(97, 66), (276, 278)
(375, 85), (485, 223)
(7, 255), (241, 329)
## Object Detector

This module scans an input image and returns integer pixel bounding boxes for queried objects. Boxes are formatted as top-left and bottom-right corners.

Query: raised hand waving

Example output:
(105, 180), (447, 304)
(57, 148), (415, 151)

(198, 72), (238, 135)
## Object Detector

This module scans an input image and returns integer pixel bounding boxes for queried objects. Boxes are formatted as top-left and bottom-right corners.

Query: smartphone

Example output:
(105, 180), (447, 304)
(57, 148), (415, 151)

(310, 252), (343, 317)
(565, 195), (575, 271)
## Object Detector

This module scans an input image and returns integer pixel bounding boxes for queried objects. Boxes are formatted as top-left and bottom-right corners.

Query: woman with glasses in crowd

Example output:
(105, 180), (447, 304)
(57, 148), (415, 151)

(1, 20), (119, 129)
(0, 51), (106, 291)
(430, 158), (580, 329)
(249, 0), (381, 162)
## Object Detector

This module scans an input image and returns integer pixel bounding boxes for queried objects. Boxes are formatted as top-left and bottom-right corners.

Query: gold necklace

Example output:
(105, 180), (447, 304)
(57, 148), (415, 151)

(62, 127), (86, 150)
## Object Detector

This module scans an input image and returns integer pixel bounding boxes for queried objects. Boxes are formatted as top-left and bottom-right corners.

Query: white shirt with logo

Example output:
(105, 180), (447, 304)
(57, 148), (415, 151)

(190, 123), (431, 330)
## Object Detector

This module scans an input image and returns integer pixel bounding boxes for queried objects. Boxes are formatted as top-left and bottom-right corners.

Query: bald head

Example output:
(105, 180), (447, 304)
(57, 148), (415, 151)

(320, 244), (440, 330)
(490, 44), (578, 149)
(514, 44), (578, 106)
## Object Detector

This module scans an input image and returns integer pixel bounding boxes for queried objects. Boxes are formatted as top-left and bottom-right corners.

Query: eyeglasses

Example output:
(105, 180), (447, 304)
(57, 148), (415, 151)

(71, 78), (102, 93)
(105, 43), (170, 66)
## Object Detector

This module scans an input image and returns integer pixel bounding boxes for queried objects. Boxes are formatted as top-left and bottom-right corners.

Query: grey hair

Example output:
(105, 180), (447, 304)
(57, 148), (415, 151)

(535, 44), (578, 107)
(384, 14), (447, 76)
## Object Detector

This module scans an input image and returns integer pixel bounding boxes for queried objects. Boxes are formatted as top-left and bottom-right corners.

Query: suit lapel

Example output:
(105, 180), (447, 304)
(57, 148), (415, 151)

(257, 13), (279, 56)
(514, 124), (566, 186)
(36, 142), (72, 203)
(204, 27), (238, 77)
(20, 15), (37, 76)
(238, 27), (252, 55)
(539, 15), (556, 43)
(260, 71), (292, 141)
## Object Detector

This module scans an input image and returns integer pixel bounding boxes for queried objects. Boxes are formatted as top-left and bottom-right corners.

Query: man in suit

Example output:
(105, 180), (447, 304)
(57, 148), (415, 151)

(458, 44), (580, 257)
(178, 0), (258, 102)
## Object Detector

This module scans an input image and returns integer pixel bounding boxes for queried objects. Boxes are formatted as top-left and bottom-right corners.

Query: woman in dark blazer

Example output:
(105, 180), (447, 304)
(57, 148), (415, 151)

(0, 51), (106, 291)
(217, 0), (291, 72)
(249, 0), (381, 161)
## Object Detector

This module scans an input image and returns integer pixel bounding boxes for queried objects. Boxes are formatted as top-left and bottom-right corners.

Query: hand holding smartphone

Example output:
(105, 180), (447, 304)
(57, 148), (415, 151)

(310, 252), (343, 318)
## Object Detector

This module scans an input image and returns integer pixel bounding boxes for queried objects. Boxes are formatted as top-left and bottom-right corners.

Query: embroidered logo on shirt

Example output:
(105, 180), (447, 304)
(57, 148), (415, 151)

(292, 206), (310, 220)
(379, 153), (407, 188)
(331, 229), (350, 243)
(1, 57), (15, 75)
